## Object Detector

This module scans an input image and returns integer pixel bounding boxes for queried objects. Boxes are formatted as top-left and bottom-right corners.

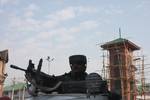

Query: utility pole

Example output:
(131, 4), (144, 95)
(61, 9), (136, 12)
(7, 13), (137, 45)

(46, 56), (54, 74)
(141, 55), (145, 100)
(11, 77), (16, 100)
(119, 27), (122, 38)
(102, 52), (106, 79)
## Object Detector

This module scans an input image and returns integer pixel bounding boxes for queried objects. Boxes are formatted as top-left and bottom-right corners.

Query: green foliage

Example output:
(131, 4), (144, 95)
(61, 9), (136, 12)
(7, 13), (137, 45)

(137, 83), (150, 95)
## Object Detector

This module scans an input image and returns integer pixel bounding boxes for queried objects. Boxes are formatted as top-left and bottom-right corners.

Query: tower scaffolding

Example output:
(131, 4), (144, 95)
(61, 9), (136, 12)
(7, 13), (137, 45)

(101, 37), (141, 100)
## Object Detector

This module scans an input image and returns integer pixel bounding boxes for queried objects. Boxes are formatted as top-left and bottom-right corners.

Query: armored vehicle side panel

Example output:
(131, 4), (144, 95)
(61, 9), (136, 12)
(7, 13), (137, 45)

(26, 94), (109, 100)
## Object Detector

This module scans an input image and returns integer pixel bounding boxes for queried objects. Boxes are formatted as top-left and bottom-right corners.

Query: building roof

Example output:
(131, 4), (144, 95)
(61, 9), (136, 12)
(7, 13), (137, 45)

(4, 83), (26, 92)
(0, 50), (8, 63)
(101, 38), (140, 50)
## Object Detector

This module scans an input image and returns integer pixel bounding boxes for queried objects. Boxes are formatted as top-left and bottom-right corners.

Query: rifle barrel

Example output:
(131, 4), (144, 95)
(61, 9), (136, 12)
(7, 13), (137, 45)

(10, 65), (26, 72)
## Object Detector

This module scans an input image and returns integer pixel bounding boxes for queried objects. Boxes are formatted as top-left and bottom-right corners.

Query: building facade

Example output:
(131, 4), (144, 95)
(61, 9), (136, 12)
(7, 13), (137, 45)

(0, 50), (8, 96)
(4, 82), (28, 100)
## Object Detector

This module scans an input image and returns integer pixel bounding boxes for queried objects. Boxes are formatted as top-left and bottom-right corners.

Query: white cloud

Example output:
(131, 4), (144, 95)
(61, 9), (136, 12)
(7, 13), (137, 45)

(36, 31), (55, 40)
(135, 0), (150, 15)
(48, 7), (76, 21)
(68, 20), (99, 33)
(0, 0), (9, 5)
(23, 4), (39, 18)
(9, 18), (39, 32)
(6, 13), (74, 48)
(0, 0), (18, 6)
(48, 6), (98, 20)
(41, 20), (58, 29)
(8, 17), (58, 36)
(105, 9), (123, 15)
(26, 3), (39, 11)
(104, 5), (124, 15)
(79, 20), (99, 30)
(0, 9), (3, 14)
(8, 14), (45, 33)
(69, 27), (81, 33)
(77, 6), (98, 14)
(136, 0), (150, 8)
(54, 28), (74, 43)
(24, 10), (34, 18)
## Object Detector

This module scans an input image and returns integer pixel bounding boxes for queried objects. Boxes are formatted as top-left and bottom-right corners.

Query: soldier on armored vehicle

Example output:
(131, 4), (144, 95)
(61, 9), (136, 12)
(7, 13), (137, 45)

(10, 55), (121, 100)
(25, 55), (93, 94)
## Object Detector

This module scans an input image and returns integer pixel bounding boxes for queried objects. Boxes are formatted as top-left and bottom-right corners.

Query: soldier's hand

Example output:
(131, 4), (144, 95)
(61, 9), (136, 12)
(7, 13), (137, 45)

(27, 59), (35, 71)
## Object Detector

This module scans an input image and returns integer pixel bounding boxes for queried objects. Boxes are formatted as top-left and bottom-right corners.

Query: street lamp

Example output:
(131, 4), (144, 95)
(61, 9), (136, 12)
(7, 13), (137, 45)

(46, 56), (54, 74)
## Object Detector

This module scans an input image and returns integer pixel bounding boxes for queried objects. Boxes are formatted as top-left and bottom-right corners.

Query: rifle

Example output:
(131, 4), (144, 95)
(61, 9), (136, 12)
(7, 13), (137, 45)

(10, 59), (42, 72)
(10, 59), (62, 94)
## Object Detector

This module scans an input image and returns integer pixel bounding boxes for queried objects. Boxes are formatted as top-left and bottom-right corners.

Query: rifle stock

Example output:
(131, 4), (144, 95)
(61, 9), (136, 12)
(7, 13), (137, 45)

(10, 65), (26, 72)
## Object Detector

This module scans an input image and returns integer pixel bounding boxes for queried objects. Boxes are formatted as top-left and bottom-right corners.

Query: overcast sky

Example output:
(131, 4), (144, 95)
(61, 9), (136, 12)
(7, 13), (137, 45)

(0, 0), (150, 85)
